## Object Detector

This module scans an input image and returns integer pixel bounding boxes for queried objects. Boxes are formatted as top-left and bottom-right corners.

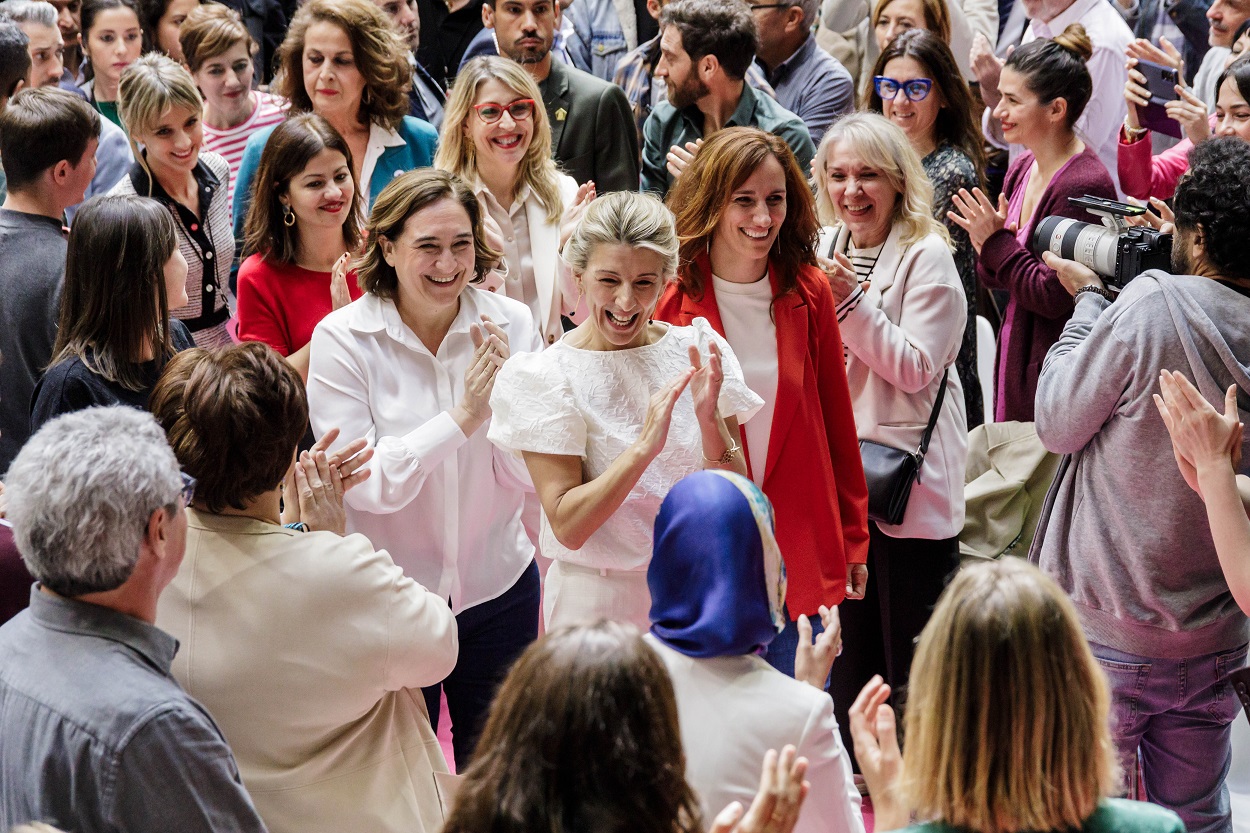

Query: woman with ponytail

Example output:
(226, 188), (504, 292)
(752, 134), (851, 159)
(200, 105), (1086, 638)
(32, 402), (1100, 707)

(948, 23), (1115, 422)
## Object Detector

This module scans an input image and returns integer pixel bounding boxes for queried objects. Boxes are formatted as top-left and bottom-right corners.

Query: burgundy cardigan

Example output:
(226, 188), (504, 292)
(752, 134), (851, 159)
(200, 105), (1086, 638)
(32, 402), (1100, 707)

(978, 146), (1116, 422)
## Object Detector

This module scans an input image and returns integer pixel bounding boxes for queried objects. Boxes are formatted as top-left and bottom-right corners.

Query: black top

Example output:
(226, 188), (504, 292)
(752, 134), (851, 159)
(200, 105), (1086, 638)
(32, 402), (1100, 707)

(415, 0), (486, 88)
(29, 320), (195, 435)
(634, 0), (658, 45)
(0, 209), (67, 477)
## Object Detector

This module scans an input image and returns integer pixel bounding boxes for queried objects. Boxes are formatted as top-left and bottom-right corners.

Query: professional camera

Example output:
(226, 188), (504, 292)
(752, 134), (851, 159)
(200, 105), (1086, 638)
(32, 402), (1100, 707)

(1032, 196), (1172, 289)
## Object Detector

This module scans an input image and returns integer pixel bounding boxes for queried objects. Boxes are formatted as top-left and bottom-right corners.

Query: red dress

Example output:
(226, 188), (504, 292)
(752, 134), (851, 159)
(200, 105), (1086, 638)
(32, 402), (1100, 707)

(237, 254), (364, 356)
(654, 257), (870, 616)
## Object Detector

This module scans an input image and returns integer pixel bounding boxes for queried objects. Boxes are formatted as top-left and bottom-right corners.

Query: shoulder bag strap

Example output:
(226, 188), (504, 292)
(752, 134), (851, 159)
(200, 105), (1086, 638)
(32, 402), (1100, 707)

(915, 368), (949, 463)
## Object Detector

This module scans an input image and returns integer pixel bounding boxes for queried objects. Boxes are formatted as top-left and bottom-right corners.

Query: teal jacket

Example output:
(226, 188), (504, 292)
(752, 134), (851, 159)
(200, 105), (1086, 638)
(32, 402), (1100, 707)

(231, 116), (438, 237)
(904, 799), (1185, 833)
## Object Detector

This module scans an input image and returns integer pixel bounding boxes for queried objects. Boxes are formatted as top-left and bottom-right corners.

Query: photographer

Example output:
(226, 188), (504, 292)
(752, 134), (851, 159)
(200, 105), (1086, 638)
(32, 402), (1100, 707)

(1031, 136), (1250, 833)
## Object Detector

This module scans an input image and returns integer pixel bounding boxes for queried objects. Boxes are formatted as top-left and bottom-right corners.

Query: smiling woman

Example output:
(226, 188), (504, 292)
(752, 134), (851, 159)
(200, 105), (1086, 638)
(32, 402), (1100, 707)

(655, 126), (869, 681)
(110, 52), (235, 348)
(306, 168), (543, 771)
(488, 190), (762, 633)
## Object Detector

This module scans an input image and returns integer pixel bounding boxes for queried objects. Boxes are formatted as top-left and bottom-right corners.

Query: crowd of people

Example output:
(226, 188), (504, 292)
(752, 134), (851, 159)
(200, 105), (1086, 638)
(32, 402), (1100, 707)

(0, 0), (1249, 829)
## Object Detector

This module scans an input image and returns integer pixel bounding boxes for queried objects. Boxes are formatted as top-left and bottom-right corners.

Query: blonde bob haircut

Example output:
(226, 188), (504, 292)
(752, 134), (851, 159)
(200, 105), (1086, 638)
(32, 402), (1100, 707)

(273, 0), (410, 130)
(871, 0), (951, 46)
(118, 53), (205, 196)
(436, 56), (562, 226)
(563, 190), (679, 280)
(901, 558), (1120, 833)
(814, 112), (949, 249)
(356, 169), (502, 298)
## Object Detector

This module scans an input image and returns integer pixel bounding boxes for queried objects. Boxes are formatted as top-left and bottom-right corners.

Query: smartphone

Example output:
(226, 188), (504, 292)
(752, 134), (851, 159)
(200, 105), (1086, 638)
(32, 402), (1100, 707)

(1135, 59), (1183, 139)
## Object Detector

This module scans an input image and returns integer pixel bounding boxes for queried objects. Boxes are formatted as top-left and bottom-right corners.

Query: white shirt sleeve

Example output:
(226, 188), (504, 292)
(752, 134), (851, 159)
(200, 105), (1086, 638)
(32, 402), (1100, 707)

(488, 350), (589, 456)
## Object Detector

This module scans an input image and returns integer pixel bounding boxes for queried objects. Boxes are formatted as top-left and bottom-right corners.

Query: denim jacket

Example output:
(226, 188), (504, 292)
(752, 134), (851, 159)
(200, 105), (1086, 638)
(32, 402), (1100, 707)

(565, 0), (636, 81)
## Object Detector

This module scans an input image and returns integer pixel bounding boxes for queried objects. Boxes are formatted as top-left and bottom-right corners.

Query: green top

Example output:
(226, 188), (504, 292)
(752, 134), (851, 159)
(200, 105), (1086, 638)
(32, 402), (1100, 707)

(904, 799), (1185, 833)
(94, 99), (122, 129)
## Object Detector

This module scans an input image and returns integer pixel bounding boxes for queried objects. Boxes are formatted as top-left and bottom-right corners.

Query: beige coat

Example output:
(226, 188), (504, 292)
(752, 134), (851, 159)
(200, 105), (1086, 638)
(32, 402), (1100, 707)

(156, 510), (459, 833)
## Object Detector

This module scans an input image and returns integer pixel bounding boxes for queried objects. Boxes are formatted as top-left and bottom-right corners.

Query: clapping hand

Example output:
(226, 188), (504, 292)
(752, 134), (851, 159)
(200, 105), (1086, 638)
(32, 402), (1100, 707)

(280, 427), (373, 534)
(709, 746), (810, 833)
(688, 341), (725, 428)
(330, 252), (353, 311)
(948, 187), (1011, 253)
(666, 139), (704, 181)
(849, 676), (908, 832)
(1154, 370), (1243, 497)
(455, 315), (510, 434)
(817, 251), (863, 303)
(559, 181), (597, 251)
(633, 369), (695, 462)
(794, 605), (842, 691)
(970, 32), (1005, 107)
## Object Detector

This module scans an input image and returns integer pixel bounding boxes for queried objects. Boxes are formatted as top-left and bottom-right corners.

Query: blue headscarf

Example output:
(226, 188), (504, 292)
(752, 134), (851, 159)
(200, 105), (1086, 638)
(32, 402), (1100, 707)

(648, 470), (787, 658)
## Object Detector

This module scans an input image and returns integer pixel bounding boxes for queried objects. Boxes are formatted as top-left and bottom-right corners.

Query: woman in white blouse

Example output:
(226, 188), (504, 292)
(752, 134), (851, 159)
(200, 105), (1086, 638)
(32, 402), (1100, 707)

(812, 112), (967, 765)
(489, 191), (762, 631)
(434, 56), (594, 348)
(307, 169), (538, 770)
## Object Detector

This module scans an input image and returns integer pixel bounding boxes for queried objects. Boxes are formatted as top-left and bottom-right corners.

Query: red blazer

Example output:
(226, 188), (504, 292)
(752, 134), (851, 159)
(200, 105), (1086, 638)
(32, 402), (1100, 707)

(655, 257), (870, 616)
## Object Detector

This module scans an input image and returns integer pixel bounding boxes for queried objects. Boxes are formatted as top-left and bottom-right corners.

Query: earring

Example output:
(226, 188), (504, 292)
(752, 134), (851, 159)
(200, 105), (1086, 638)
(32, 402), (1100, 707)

(283, 205), (295, 227)
(362, 86), (372, 106)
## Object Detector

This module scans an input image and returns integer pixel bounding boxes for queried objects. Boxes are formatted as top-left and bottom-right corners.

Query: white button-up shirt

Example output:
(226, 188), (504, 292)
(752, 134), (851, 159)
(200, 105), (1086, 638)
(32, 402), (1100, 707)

(307, 288), (542, 612)
(985, 0), (1133, 195)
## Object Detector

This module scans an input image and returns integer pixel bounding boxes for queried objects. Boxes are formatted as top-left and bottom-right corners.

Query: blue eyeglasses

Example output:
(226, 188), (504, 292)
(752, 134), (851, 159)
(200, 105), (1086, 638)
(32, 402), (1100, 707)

(873, 76), (934, 102)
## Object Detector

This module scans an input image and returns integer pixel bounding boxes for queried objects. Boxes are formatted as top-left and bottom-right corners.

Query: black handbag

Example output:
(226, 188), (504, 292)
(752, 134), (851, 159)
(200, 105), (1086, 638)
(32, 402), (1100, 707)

(858, 369), (949, 526)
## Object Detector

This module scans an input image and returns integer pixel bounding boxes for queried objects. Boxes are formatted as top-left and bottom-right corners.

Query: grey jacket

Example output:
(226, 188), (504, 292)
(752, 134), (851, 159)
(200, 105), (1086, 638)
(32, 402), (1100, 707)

(1031, 273), (1250, 659)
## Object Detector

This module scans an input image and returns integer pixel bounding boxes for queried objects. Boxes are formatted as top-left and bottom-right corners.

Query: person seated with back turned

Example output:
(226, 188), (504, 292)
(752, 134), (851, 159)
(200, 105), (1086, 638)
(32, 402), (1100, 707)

(150, 342), (459, 833)
(640, 0), (814, 198)
(0, 86), (98, 476)
(1032, 136), (1250, 833)
(0, 406), (267, 833)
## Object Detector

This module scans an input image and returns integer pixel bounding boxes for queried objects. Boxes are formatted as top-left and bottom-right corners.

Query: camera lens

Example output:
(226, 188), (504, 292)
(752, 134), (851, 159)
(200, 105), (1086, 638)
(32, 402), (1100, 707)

(1033, 216), (1119, 278)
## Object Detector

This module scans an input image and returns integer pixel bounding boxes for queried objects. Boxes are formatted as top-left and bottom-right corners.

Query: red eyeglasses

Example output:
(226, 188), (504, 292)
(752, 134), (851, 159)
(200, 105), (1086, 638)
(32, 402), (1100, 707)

(472, 98), (537, 124)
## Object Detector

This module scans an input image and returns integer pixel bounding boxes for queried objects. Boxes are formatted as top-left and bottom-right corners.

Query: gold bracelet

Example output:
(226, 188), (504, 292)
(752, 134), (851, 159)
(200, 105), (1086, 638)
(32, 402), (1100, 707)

(703, 441), (741, 466)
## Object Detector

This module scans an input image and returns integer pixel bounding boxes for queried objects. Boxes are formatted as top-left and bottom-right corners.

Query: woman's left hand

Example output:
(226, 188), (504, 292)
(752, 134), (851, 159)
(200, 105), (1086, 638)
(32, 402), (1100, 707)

(709, 746), (810, 833)
(280, 427), (373, 534)
(794, 606), (842, 691)
(559, 181), (596, 251)
(849, 676), (908, 832)
(330, 252), (353, 311)
(948, 187), (1011, 253)
(688, 341), (724, 427)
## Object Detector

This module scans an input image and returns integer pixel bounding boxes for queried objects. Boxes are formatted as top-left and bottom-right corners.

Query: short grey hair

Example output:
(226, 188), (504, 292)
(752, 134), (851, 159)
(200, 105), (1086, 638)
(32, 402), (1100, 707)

(6, 406), (184, 597)
(563, 191), (680, 278)
(795, 0), (818, 30)
(0, 0), (58, 29)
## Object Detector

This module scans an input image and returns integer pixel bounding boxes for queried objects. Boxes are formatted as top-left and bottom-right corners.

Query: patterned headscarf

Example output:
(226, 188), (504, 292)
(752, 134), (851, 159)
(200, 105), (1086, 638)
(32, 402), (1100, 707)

(648, 470), (786, 658)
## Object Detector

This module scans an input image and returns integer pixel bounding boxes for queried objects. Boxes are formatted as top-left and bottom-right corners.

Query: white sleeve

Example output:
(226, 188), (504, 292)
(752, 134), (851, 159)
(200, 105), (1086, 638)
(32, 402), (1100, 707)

(307, 320), (469, 515)
(488, 351), (589, 456)
(794, 697), (865, 833)
(837, 243), (968, 394)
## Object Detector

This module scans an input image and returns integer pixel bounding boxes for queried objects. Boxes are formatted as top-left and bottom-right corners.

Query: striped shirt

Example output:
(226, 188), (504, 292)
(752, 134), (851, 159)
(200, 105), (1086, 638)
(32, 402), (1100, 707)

(203, 92), (288, 207)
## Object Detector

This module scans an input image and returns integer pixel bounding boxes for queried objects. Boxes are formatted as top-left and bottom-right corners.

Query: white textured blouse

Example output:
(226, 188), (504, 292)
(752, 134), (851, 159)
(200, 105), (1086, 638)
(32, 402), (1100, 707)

(307, 288), (542, 613)
(488, 318), (763, 572)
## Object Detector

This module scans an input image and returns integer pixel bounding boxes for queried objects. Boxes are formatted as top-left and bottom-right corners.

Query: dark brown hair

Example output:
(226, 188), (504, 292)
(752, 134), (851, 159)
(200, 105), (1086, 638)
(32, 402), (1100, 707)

(1004, 22), (1093, 129)
(80, 0), (141, 82)
(243, 112), (363, 263)
(51, 194), (178, 391)
(273, 0), (409, 130)
(658, 0), (757, 80)
(443, 621), (705, 833)
(667, 126), (819, 302)
(357, 168), (500, 298)
(865, 28), (986, 181)
(179, 2), (255, 73)
(150, 341), (309, 513)
(0, 86), (100, 192)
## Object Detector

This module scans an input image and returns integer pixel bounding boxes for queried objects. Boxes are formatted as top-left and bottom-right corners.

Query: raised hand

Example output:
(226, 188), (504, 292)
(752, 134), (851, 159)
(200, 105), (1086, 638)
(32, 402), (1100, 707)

(279, 427), (373, 534)
(971, 32), (1005, 107)
(633, 370), (695, 462)
(559, 181), (597, 250)
(666, 139), (704, 181)
(709, 746), (810, 833)
(1154, 371), (1243, 492)
(688, 341), (725, 428)
(330, 252), (354, 310)
(948, 187), (1010, 253)
(849, 676), (907, 832)
(817, 250), (862, 302)
(452, 319), (508, 435)
(794, 606), (842, 691)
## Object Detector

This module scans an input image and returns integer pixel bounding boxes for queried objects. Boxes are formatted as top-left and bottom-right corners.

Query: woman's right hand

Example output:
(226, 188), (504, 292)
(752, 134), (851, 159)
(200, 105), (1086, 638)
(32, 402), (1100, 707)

(1165, 85), (1211, 146)
(849, 676), (908, 832)
(817, 251), (862, 302)
(632, 370), (694, 463)
(1124, 38), (1186, 132)
(709, 746), (810, 833)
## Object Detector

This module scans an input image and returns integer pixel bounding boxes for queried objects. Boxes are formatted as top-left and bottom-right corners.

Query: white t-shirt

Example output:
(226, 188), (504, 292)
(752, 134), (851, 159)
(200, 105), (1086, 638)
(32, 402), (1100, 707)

(489, 317), (763, 571)
(712, 274), (778, 486)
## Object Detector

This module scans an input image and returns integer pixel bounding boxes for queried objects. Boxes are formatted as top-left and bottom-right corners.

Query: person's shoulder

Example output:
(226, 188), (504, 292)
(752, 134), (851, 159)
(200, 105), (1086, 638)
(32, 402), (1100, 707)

(398, 114), (439, 145)
(466, 284), (535, 327)
(1087, 798), (1185, 833)
(563, 61), (615, 94)
(243, 122), (280, 154)
(200, 151), (230, 181)
(170, 319), (195, 351)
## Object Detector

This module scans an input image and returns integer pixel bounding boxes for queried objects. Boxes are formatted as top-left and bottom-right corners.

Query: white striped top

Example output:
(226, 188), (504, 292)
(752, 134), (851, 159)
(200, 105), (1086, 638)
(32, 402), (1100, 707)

(203, 92), (288, 206)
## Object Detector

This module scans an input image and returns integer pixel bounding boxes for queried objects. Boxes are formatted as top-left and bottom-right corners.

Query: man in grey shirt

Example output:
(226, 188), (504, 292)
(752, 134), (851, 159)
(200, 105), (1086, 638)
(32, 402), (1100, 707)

(0, 407), (268, 833)
(1032, 137), (1250, 833)
(750, 0), (853, 147)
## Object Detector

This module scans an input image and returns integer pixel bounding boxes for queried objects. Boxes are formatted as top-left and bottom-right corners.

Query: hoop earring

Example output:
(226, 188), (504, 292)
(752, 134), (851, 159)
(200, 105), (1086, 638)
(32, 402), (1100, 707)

(283, 205), (296, 227)
(362, 86), (372, 106)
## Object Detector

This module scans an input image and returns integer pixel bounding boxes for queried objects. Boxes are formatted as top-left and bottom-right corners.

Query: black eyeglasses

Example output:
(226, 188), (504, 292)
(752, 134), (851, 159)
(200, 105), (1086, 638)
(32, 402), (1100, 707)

(873, 75), (934, 102)
(748, 2), (791, 8)
(472, 98), (537, 124)
(179, 472), (196, 506)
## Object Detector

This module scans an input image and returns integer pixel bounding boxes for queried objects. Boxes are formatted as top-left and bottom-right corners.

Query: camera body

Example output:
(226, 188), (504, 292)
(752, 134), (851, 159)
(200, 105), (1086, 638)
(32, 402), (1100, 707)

(1032, 196), (1173, 289)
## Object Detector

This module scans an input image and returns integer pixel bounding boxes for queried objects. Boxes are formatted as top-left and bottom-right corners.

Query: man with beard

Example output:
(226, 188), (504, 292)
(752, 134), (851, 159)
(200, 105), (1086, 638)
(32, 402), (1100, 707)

(1032, 137), (1250, 833)
(475, 0), (638, 191)
(640, 0), (812, 196)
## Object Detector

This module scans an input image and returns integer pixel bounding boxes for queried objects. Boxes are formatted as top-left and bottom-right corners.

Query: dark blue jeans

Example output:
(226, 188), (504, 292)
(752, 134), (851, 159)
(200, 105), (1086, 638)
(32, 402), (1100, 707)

(422, 560), (540, 770)
(1094, 641), (1249, 833)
